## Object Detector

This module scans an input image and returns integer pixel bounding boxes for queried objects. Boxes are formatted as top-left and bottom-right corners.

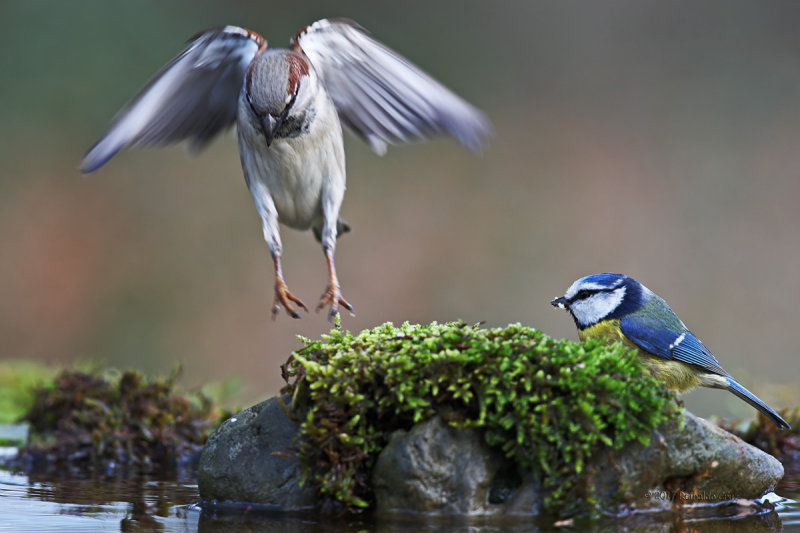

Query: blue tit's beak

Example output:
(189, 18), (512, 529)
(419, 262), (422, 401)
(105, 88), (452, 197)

(551, 296), (568, 309)
(260, 114), (280, 147)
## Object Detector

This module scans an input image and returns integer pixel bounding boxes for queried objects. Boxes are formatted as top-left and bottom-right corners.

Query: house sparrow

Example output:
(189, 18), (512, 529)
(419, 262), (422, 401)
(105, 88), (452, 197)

(81, 19), (492, 319)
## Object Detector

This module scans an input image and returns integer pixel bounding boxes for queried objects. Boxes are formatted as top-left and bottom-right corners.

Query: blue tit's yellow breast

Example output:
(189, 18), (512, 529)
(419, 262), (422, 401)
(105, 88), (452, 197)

(578, 319), (637, 348)
(578, 319), (702, 392)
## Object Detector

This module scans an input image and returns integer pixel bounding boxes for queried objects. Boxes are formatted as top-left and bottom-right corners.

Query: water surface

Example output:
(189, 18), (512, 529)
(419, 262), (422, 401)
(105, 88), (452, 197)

(1, 445), (799, 532)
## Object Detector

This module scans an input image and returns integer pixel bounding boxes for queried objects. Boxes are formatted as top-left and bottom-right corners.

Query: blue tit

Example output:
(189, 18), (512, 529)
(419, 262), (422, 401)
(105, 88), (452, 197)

(551, 273), (790, 429)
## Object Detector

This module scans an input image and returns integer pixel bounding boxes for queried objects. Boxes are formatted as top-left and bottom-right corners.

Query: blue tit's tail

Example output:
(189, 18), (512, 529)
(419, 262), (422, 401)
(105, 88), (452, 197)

(725, 378), (790, 429)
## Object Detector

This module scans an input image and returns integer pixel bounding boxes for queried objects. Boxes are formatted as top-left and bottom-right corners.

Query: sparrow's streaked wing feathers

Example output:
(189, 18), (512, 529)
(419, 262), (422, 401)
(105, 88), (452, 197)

(81, 26), (264, 174)
(293, 19), (492, 155)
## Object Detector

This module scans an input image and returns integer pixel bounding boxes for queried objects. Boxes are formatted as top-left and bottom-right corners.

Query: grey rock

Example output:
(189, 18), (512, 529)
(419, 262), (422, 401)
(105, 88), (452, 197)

(371, 416), (507, 515)
(198, 395), (317, 510)
(591, 409), (785, 513)
(371, 416), (544, 517)
(371, 409), (783, 516)
(197, 395), (783, 518)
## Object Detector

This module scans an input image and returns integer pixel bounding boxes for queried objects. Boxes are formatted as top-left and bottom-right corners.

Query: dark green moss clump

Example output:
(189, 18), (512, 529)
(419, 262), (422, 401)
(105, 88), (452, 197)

(281, 321), (679, 513)
(21, 368), (228, 472)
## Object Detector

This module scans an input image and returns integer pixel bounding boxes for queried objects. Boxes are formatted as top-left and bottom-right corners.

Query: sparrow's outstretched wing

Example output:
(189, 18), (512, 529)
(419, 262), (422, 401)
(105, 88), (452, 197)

(292, 18), (492, 155)
(81, 26), (265, 173)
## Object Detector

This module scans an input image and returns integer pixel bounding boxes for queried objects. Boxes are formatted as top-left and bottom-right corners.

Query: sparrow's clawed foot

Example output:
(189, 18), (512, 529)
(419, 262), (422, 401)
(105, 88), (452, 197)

(273, 278), (308, 319)
(317, 284), (354, 321)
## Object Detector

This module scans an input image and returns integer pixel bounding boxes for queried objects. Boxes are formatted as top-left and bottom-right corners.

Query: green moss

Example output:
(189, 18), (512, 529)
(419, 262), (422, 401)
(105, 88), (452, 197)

(281, 321), (680, 514)
(21, 366), (234, 470)
(0, 360), (58, 424)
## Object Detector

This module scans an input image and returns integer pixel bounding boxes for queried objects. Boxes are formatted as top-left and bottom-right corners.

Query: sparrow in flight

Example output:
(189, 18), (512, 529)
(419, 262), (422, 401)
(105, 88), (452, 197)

(81, 19), (492, 319)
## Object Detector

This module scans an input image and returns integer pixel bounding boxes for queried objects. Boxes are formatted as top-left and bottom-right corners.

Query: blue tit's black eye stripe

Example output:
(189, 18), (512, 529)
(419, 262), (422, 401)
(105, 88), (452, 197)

(569, 287), (616, 304)
(572, 289), (592, 301)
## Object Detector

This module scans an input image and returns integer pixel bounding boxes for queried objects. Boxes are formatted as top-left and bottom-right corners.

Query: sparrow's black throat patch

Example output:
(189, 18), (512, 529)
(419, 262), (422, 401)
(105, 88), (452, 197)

(274, 108), (316, 139)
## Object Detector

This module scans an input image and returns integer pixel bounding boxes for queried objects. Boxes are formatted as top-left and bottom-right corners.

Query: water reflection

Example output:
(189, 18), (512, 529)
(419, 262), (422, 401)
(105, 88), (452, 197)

(196, 505), (787, 533)
(0, 469), (199, 532)
(0, 467), (799, 532)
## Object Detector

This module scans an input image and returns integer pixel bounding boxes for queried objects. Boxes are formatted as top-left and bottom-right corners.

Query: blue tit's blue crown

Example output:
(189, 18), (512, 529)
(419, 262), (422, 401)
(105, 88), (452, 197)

(573, 273), (626, 291)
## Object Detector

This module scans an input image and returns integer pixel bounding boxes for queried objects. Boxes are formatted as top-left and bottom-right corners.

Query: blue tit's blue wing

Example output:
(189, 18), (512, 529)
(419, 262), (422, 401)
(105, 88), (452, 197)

(619, 314), (728, 376)
(669, 332), (728, 376)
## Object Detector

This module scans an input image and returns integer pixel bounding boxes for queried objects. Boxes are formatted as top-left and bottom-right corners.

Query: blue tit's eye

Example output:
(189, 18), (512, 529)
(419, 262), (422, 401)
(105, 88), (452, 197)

(576, 289), (592, 300)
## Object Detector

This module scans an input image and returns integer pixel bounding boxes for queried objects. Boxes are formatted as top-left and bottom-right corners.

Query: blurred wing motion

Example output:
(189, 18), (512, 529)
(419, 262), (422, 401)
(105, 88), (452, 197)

(292, 18), (492, 155)
(81, 26), (265, 174)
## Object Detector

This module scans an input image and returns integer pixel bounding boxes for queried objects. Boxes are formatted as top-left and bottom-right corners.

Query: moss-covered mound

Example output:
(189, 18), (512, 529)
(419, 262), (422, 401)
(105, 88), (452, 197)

(21, 368), (228, 472)
(281, 321), (680, 513)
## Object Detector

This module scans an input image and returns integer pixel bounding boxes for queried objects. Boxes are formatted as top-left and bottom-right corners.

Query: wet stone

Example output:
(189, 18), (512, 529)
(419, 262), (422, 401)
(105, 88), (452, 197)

(198, 395), (317, 510)
(198, 396), (783, 517)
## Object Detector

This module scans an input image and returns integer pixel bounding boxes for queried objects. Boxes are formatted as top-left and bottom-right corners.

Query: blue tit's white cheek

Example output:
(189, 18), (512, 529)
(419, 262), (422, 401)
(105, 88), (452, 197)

(570, 287), (626, 327)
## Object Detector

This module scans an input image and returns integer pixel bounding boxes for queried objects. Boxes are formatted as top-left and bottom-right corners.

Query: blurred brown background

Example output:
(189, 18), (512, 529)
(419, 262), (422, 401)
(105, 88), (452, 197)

(1, 1), (798, 418)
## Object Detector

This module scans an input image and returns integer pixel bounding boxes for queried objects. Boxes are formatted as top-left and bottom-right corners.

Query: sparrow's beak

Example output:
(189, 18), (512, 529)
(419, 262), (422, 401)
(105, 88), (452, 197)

(550, 296), (568, 310)
(260, 114), (280, 147)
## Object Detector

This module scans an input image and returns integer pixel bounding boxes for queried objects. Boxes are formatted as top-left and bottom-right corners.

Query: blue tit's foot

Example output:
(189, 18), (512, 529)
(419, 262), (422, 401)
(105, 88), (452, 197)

(273, 278), (308, 319)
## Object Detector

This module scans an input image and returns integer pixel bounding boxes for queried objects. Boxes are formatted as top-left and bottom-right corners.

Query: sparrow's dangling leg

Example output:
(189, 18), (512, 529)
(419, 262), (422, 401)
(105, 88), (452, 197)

(244, 172), (308, 319)
(272, 251), (307, 319)
(316, 174), (353, 320)
(317, 247), (353, 320)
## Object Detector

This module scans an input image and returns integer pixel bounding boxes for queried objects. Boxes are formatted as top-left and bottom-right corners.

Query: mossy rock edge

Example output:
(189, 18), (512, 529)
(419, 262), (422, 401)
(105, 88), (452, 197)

(198, 399), (783, 518)
(282, 321), (680, 512)
(197, 321), (783, 518)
